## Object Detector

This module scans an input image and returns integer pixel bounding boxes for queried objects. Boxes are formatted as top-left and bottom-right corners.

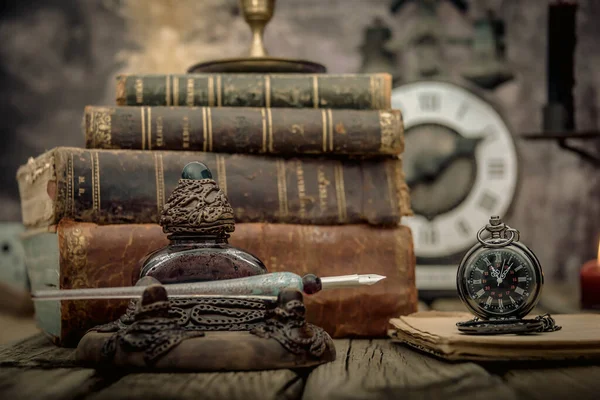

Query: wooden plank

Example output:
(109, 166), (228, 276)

(0, 333), (77, 367)
(500, 365), (600, 400)
(0, 367), (106, 400)
(303, 339), (518, 400)
(85, 370), (304, 400)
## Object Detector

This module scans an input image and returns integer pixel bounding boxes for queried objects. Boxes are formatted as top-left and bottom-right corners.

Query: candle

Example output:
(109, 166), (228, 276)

(580, 239), (600, 309)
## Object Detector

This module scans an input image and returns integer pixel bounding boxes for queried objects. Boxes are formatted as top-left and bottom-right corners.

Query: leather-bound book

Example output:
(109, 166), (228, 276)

(115, 73), (392, 110)
(17, 147), (411, 229)
(83, 106), (403, 157)
(23, 220), (417, 346)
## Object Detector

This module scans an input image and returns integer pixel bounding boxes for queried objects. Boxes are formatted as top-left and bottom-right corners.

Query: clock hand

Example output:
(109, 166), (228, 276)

(489, 265), (499, 278)
(406, 136), (485, 187)
(501, 264), (512, 279)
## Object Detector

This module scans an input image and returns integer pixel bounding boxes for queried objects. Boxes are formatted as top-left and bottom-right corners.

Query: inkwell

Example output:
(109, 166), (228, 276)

(73, 162), (338, 371)
(138, 161), (267, 284)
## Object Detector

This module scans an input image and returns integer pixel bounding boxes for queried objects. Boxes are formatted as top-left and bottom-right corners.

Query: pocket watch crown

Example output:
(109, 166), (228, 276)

(489, 216), (502, 226)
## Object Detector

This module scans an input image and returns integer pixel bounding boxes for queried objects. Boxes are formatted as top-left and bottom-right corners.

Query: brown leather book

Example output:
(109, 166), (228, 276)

(23, 220), (417, 346)
(115, 73), (391, 109)
(83, 106), (403, 156)
(17, 147), (411, 229)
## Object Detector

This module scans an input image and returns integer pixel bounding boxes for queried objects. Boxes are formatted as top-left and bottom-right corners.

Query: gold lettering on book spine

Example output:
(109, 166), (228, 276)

(173, 76), (179, 106)
(379, 111), (398, 154)
(296, 161), (306, 219)
(154, 153), (165, 214)
(135, 78), (143, 104)
(88, 108), (112, 148)
(327, 109), (333, 152)
(156, 116), (164, 148)
(267, 108), (274, 153)
(334, 162), (347, 223)
(91, 151), (101, 213)
(216, 155), (228, 195)
(265, 76), (271, 108)
(186, 78), (195, 106)
(321, 110), (327, 152)
(208, 76), (215, 107)
(276, 159), (289, 218)
(140, 107), (146, 150)
(147, 107), (153, 150)
(67, 153), (74, 215)
(317, 165), (330, 212)
(182, 116), (190, 149)
(66, 226), (88, 274)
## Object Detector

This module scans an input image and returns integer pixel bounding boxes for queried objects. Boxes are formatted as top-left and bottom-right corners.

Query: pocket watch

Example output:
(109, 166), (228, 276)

(455, 216), (561, 334)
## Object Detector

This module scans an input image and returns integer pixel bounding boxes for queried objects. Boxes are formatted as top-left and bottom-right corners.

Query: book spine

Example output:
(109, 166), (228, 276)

(84, 106), (403, 156)
(17, 147), (410, 228)
(115, 73), (392, 110)
(24, 220), (416, 345)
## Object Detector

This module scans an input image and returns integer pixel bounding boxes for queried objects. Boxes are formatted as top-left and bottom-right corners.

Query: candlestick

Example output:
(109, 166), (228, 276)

(580, 239), (600, 309)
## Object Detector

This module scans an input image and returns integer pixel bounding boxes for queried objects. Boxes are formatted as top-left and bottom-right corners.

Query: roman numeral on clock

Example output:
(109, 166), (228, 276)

(456, 218), (471, 236)
(455, 101), (469, 120)
(419, 224), (438, 245)
(487, 159), (506, 179)
(478, 191), (498, 212)
(418, 93), (440, 112)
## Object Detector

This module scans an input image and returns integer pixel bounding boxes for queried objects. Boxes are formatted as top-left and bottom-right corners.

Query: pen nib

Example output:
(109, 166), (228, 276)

(358, 274), (386, 285)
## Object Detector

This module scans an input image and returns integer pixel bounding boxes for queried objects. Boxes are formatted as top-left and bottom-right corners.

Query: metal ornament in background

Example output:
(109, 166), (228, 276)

(31, 272), (386, 302)
(188, 0), (326, 73)
(522, 0), (600, 166)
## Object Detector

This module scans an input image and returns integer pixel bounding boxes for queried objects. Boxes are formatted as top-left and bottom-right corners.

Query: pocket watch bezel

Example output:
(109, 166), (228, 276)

(456, 240), (544, 320)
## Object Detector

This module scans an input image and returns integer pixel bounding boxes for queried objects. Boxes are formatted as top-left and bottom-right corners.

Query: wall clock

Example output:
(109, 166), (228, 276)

(391, 80), (519, 295)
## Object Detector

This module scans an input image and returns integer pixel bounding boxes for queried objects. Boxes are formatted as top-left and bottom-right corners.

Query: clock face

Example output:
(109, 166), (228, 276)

(463, 248), (536, 317)
(391, 81), (518, 259)
(457, 245), (542, 319)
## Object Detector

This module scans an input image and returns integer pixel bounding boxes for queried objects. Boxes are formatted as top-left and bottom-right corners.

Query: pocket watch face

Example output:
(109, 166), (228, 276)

(458, 246), (541, 318)
(392, 81), (518, 259)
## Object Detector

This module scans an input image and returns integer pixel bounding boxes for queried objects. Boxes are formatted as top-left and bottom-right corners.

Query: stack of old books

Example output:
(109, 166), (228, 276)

(17, 72), (417, 346)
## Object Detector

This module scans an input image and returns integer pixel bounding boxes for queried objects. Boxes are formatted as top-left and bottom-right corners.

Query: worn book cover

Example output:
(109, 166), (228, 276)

(17, 147), (411, 229)
(23, 220), (417, 346)
(389, 311), (600, 361)
(83, 106), (403, 156)
(116, 73), (391, 109)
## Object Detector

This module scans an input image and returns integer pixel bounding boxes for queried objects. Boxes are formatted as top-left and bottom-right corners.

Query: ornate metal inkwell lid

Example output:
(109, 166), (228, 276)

(188, 0), (326, 73)
(160, 161), (235, 237)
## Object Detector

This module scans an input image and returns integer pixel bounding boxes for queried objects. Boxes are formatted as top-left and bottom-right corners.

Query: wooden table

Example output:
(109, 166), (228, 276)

(2, 334), (600, 400)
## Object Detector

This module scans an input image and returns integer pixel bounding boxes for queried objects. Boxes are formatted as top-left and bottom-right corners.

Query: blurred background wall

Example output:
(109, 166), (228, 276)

(0, 0), (598, 284)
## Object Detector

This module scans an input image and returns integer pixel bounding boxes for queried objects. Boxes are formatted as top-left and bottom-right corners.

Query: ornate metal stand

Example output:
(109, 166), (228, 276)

(76, 285), (336, 370)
